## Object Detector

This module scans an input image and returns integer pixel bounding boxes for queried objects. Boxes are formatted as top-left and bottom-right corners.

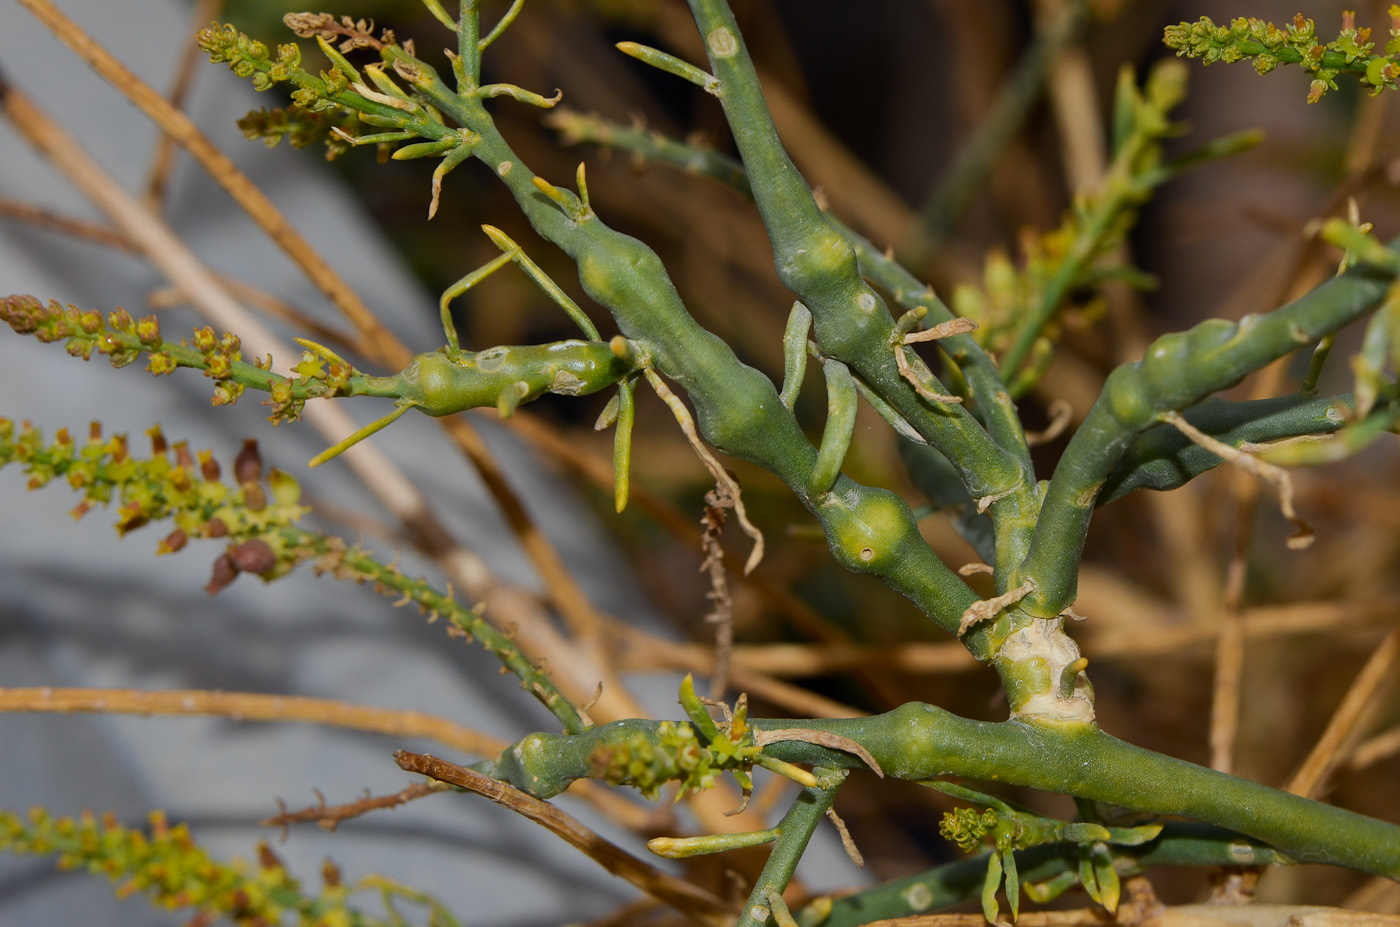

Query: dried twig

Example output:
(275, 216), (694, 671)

(262, 781), (448, 833)
(393, 751), (732, 926)
(861, 905), (1400, 927)
(1024, 398), (1073, 447)
(1286, 626), (1400, 799)
(1345, 723), (1400, 774)
(645, 368), (764, 573)
(143, 0), (223, 207)
(700, 488), (736, 699)
(0, 687), (504, 756)
(754, 728), (884, 777)
(959, 579), (1036, 637)
(1160, 411), (1313, 550)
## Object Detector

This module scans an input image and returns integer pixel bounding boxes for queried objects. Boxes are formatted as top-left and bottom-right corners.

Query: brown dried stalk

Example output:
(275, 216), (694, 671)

(263, 782), (448, 833)
(393, 751), (732, 927)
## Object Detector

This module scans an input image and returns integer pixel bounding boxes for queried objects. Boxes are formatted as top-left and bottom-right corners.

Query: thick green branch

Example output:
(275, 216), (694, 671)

(476, 706), (1400, 880)
(1018, 258), (1396, 616)
(683, 0), (1034, 525)
(542, 112), (1034, 506)
(377, 50), (987, 645)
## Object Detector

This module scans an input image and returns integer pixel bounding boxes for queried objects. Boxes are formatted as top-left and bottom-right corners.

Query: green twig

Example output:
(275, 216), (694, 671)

(737, 773), (845, 927)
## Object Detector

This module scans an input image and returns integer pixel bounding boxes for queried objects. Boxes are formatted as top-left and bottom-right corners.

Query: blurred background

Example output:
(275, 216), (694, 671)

(1, 0), (1399, 923)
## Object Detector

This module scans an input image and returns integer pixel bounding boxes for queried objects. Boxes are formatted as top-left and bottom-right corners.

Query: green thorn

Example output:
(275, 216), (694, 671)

(308, 402), (415, 468)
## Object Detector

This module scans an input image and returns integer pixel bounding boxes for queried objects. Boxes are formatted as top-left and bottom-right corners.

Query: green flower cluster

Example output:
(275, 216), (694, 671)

(0, 418), (307, 590)
(197, 24), (312, 97)
(0, 806), (460, 926)
(238, 106), (359, 160)
(938, 805), (1000, 853)
(1164, 8), (1400, 101)
(0, 808), (320, 924)
(0, 295), (358, 423)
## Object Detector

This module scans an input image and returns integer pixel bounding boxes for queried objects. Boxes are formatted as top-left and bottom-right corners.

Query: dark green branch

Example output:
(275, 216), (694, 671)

(1099, 392), (1355, 505)
(1017, 257), (1396, 616)
(738, 774), (844, 927)
(810, 822), (1291, 927)
(684, 0), (1034, 526)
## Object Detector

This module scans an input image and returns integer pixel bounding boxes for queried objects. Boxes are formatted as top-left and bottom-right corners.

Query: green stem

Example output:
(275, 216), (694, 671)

(384, 48), (989, 648)
(1017, 257), (1396, 616)
(281, 527), (589, 734)
(473, 707), (1400, 880)
(684, 0), (1032, 518)
(1099, 391), (1358, 505)
(541, 111), (1036, 516)
(738, 775), (844, 927)
(809, 822), (1291, 927)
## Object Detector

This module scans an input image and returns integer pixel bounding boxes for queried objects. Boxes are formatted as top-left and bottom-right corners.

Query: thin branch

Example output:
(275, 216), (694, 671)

(1346, 724), (1400, 774)
(858, 907), (1400, 927)
(13, 0), (399, 357)
(143, 0), (223, 207)
(393, 751), (732, 927)
(0, 197), (366, 355)
(262, 781), (448, 832)
(1161, 411), (1314, 551)
(1286, 626), (1400, 799)
(0, 687), (504, 756)
(700, 488), (736, 700)
(0, 198), (136, 251)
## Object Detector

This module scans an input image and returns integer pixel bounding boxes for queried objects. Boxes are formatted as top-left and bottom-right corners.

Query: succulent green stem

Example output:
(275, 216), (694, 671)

(807, 822), (1291, 927)
(1017, 256), (1397, 617)
(475, 706), (1400, 880)
(377, 45), (992, 650)
(737, 773), (845, 927)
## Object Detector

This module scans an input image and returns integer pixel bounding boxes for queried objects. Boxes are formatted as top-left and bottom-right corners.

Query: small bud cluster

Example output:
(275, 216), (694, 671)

(0, 807), (361, 923)
(0, 419), (308, 592)
(938, 805), (1000, 853)
(588, 720), (754, 800)
(1164, 8), (1400, 101)
(237, 106), (359, 160)
(0, 295), (360, 424)
(197, 24), (312, 96)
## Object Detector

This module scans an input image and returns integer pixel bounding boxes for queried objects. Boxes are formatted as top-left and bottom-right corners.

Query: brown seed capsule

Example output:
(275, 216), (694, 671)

(257, 843), (284, 871)
(198, 449), (220, 482)
(204, 553), (238, 595)
(234, 439), (262, 484)
(158, 528), (188, 554)
(242, 482), (268, 512)
(204, 517), (229, 538)
(147, 425), (167, 457)
(228, 538), (277, 574)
